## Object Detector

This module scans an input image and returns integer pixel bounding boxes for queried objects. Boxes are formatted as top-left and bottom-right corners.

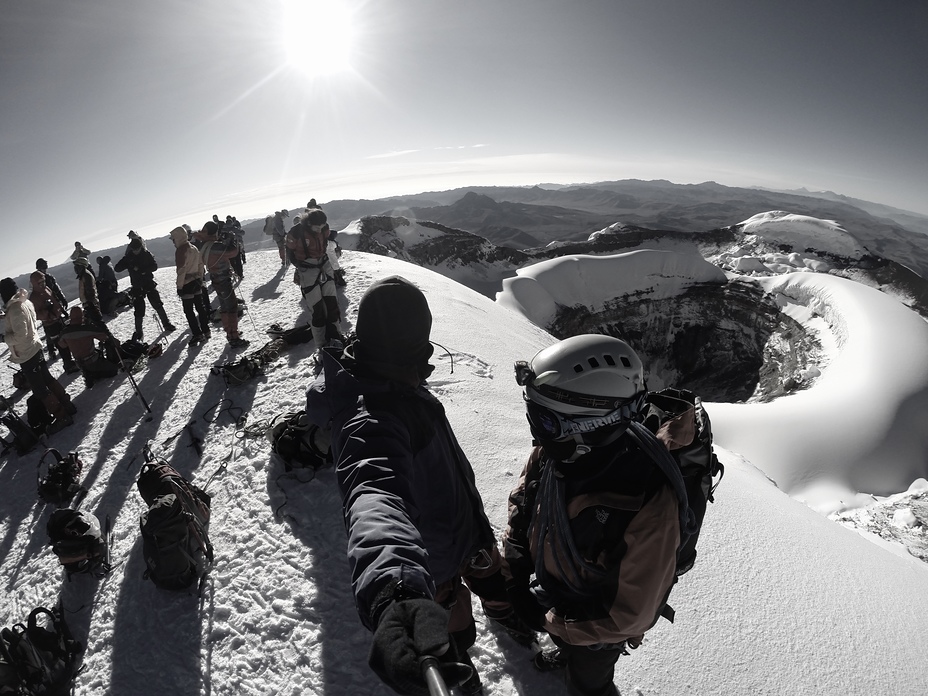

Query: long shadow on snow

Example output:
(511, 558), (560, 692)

(96, 342), (211, 695)
(265, 464), (389, 694)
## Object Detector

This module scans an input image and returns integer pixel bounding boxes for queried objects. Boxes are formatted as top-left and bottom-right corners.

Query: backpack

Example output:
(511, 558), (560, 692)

(137, 457), (213, 592)
(0, 398), (39, 457)
(37, 449), (86, 507)
(46, 508), (109, 578)
(26, 394), (53, 436)
(266, 410), (332, 472)
(11, 369), (28, 392)
(643, 387), (724, 574)
(263, 217), (275, 236)
(0, 604), (83, 696)
(524, 388), (722, 642)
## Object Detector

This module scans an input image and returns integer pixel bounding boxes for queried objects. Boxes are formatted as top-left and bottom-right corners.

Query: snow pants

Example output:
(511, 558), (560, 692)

(131, 285), (171, 334)
(550, 637), (623, 696)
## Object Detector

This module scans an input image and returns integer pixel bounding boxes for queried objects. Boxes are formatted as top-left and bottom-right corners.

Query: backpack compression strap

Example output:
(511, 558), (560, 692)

(625, 421), (699, 552)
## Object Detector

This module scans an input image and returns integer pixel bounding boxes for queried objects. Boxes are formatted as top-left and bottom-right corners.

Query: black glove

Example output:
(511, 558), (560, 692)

(506, 582), (547, 632)
(369, 598), (473, 696)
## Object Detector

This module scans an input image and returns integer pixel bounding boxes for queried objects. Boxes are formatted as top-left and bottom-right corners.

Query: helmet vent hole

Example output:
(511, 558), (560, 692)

(620, 357), (632, 368)
(588, 357), (600, 369)
(573, 364), (584, 373)
(604, 354), (616, 366)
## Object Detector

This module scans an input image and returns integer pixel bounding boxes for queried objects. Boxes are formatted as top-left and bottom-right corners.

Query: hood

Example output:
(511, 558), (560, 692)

(169, 226), (188, 246)
(3, 287), (28, 309)
(70, 306), (84, 324)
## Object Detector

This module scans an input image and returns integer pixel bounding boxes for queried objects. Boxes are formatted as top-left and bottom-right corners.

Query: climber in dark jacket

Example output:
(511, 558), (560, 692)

(114, 232), (175, 340)
(305, 276), (534, 696)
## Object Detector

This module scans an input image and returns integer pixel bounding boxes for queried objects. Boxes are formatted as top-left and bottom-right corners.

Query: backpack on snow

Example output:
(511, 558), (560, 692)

(137, 456), (213, 592)
(46, 508), (109, 578)
(0, 396), (39, 457)
(266, 410), (332, 472)
(26, 394), (54, 436)
(37, 449), (86, 507)
(0, 604), (83, 696)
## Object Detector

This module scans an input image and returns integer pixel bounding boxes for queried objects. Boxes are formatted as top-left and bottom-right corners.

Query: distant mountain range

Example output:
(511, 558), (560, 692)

(13, 179), (928, 306)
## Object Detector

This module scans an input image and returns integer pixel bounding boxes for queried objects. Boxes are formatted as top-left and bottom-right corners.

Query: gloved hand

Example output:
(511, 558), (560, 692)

(369, 598), (473, 696)
(506, 582), (547, 632)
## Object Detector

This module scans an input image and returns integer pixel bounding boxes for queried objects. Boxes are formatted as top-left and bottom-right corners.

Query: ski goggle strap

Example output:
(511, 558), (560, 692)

(524, 392), (647, 441)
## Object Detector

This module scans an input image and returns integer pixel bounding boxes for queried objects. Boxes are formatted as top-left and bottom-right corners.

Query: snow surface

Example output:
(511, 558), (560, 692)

(2, 248), (928, 695)
(497, 250), (728, 327)
(738, 211), (866, 259)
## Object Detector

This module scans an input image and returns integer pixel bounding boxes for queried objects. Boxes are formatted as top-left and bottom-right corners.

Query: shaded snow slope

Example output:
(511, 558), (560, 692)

(2, 250), (927, 695)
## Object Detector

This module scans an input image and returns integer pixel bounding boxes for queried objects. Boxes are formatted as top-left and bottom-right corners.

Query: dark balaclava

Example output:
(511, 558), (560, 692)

(354, 276), (434, 381)
(0, 278), (17, 305)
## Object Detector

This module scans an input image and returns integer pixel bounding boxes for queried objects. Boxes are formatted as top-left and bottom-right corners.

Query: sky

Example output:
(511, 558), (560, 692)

(2, 0), (928, 277)
(2, 247), (927, 694)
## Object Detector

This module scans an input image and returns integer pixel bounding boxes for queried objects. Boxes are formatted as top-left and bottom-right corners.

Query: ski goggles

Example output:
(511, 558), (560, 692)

(524, 391), (646, 441)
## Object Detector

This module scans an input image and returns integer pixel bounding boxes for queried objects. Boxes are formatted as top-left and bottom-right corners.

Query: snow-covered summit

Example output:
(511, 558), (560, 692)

(1, 249), (927, 695)
(738, 210), (867, 259)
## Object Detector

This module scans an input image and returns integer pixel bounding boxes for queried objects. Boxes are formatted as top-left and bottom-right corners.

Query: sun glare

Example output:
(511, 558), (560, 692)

(282, 0), (356, 78)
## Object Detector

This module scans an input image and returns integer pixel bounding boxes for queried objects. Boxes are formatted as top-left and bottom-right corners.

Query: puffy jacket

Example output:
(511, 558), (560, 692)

(305, 349), (496, 630)
(171, 227), (204, 290)
(114, 244), (158, 290)
(76, 270), (100, 311)
(3, 289), (43, 364)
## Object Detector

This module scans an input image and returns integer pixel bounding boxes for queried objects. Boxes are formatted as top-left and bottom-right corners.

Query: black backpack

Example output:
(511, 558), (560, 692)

(266, 410), (332, 472)
(643, 388), (724, 575)
(26, 394), (54, 436)
(37, 449), (86, 507)
(137, 457), (213, 592)
(46, 508), (109, 578)
(0, 397), (39, 457)
(0, 604), (82, 696)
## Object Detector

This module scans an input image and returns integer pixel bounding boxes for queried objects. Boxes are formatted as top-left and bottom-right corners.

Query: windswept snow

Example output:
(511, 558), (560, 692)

(497, 249), (727, 326)
(2, 247), (927, 695)
(739, 211), (866, 259)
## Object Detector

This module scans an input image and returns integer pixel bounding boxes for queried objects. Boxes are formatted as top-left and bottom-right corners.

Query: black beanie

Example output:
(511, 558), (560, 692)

(0, 278), (17, 304)
(355, 276), (433, 368)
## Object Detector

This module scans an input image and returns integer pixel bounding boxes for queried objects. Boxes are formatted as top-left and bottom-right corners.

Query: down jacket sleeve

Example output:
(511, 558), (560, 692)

(335, 401), (436, 630)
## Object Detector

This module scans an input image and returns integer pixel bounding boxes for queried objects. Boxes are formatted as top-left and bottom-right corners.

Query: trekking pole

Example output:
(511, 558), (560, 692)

(234, 282), (259, 335)
(109, 339), (154, 422)
(420, 657), (451, 696)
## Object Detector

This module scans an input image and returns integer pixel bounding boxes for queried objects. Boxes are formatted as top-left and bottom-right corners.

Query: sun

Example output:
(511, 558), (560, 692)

(282, 0), (356, 78)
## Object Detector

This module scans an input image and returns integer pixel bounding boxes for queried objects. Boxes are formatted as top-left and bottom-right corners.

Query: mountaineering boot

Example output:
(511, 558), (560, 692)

(486, 609), (538, 647)
(532, 647), (567, 672)
(455, 652), (484, 696)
